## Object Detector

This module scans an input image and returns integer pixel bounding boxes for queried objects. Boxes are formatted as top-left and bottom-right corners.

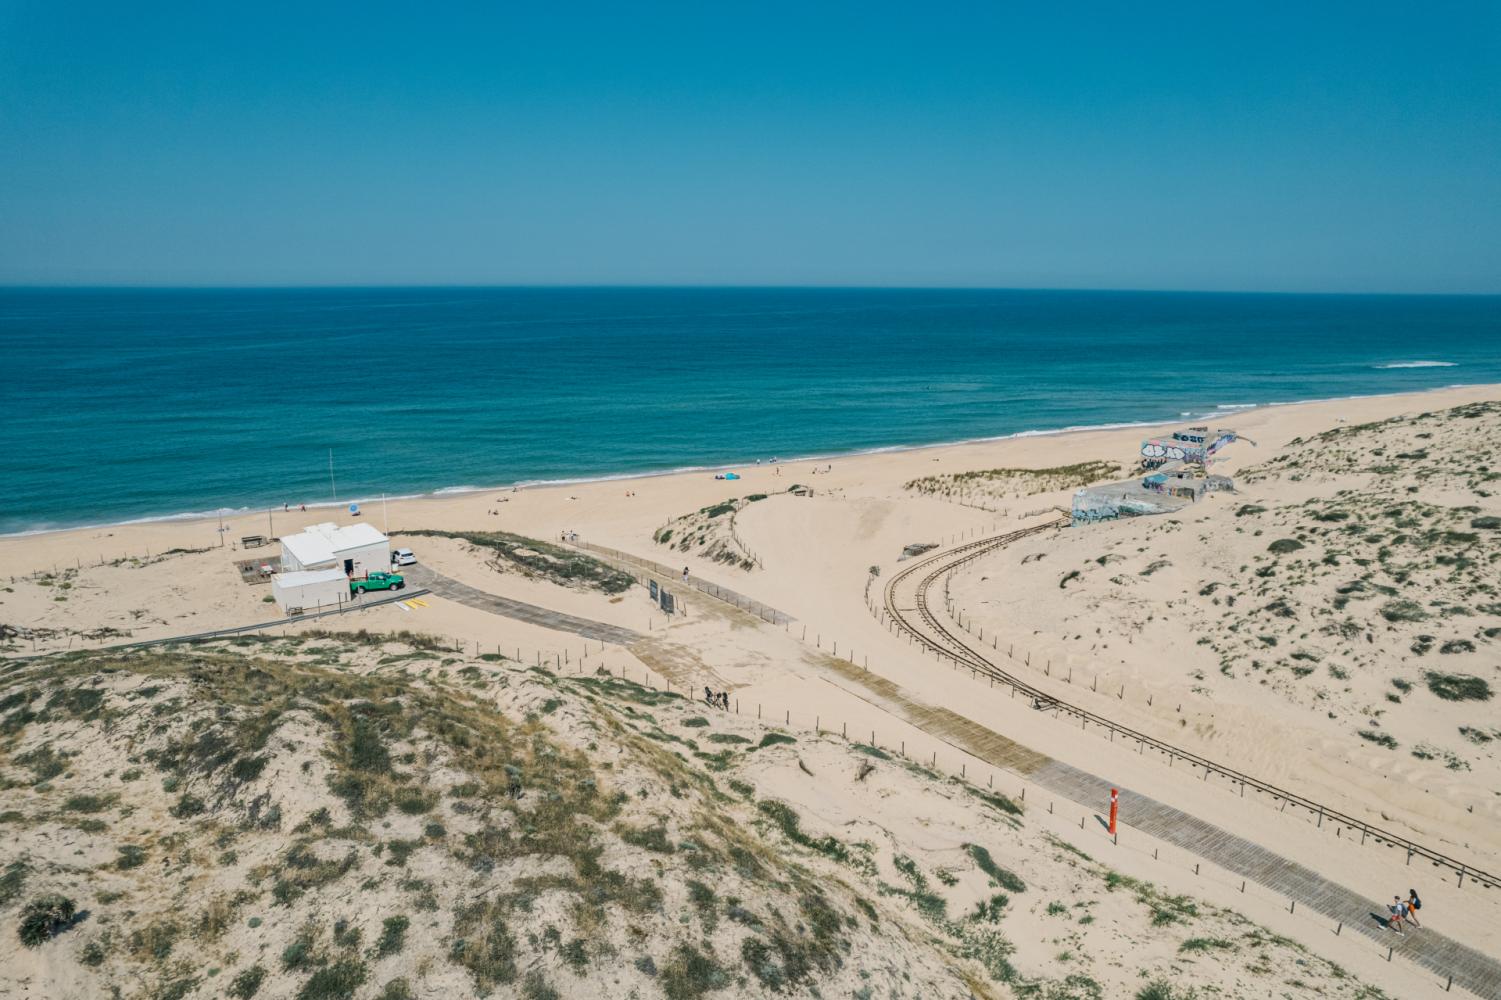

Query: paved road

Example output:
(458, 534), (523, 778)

(404, 565), (642, 646)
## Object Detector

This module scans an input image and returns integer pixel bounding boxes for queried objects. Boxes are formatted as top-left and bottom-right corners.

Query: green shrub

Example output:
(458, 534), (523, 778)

(376, 915), (408, 957)
(282, 927), (318, 970)
(228, 965), (267, 999)
(1380, 600), (1428, 623)
(62, 794), (114, 813)
(18, 894), (76, 947)
(1266, 538), (1304, 555)
(619, 823), (675, 854)
(0, 861), (27, 906)
(522, 970), (560, 1000)
(660, 942), (729, 999)
(450, 900), (518, 988)
(1136, 981), (1197, 1000)
(378, 980), (414, 1000)
(1425, 672), (1492, 702)
(965, 844), (1026, 892)
(1358, 729), (1398, 749)
(296, 958), (367, 1000)
(398, 529), (634, 593)
(169, 794), (206, 819)
(756, 800), (874, 874)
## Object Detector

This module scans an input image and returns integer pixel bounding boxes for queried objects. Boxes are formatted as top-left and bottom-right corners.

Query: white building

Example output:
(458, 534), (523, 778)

(280, 522), (390, 577)
(271, 568), (350, 614)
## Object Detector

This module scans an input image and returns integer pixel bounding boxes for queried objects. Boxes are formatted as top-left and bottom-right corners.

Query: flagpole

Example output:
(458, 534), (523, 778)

(328, 449), (337, 502)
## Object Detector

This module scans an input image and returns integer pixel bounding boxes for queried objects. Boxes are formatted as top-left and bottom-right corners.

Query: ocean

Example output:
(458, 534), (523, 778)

(3, 287), (1498, 536)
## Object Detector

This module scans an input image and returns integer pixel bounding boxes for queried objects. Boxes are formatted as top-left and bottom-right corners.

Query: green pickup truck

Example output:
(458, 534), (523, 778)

(351, 571), (405, 595)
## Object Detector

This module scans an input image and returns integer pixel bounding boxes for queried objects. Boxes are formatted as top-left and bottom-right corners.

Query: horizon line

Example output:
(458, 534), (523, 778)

(3, 282), (1500, 298)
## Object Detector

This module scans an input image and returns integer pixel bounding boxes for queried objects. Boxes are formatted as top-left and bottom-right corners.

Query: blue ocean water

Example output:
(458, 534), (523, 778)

(3, 287), (1498, 535)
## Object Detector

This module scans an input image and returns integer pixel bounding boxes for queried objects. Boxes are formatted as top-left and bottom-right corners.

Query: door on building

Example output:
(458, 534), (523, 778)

(343, 558), (354, 576)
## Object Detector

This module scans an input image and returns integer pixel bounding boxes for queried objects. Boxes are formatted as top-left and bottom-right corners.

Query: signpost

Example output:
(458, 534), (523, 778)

(1109, 787), (1119, 836)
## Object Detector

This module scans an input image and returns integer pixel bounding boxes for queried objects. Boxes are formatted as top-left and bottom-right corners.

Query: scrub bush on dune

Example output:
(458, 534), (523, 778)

(18, 894), (76, 947)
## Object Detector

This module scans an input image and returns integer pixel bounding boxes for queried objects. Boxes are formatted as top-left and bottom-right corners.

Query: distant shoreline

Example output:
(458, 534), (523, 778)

(8, 380), (1493, 540)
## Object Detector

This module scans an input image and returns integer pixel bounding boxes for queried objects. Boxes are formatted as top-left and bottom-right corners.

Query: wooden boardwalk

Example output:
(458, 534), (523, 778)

(404, 565), (642, 645)
(1031, 759), (1501, 998)
(814, 653), (1501, 997)
(870, 532), (1501, 998)
(567, 539), (795, 625)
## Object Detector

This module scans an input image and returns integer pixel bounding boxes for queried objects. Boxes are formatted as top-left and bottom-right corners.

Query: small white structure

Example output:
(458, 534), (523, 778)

(280, 522), (390, 576)
(271, 568), (350, 614)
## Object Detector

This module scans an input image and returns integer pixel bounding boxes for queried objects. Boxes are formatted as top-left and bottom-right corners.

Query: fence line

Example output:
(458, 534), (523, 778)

(726, 505), (763, 569)
(548, 661), (1490, 998)
(568, 538), (793, 625)
(569, 526), (1500, 903)
(878, 523), (1501, 896)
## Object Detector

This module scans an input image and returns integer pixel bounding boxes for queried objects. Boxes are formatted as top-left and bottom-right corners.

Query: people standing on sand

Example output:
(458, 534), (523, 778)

(703, 686), (714, 706)
(719, 692), (729, 710)
(1405, 889), (1422, 928)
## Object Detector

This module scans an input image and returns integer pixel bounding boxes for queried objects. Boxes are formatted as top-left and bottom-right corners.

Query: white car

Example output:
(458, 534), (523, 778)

(391, 548), (417, 567)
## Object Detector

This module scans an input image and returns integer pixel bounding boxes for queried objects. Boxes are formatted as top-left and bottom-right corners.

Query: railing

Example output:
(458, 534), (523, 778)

(881, 524), (1501, 894)
(726, 505), (763, 569)
(7, 588), (433, 660)
(568, 538), (793, 625)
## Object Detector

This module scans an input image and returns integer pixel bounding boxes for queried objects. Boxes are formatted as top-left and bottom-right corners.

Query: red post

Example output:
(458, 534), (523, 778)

(1108, 787), (1119, 836)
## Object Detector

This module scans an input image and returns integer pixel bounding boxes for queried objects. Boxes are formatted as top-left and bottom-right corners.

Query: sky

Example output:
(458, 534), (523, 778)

(1, 2), (1498, 292)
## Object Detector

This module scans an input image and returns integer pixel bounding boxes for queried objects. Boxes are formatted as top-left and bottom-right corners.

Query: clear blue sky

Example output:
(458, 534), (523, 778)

(1, 1), (1498, 292)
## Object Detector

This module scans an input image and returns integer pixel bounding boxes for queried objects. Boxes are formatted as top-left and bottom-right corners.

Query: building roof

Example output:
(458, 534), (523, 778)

(281, 531), (336, 567)
(328, 522), (387, 550)
(281, 522), (388, 566)
(273, 569), (349, 589)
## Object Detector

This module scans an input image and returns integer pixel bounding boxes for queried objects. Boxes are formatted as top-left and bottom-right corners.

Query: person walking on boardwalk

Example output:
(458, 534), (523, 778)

(682, 565), (690, 582)
(1405, 889), (1422, 928)
(1387, 896), (1406, 934)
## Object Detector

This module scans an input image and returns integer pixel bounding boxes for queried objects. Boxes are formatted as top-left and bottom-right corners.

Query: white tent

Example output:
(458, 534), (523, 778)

(280, 522), (390, 576)
(271, 568), (349, 614)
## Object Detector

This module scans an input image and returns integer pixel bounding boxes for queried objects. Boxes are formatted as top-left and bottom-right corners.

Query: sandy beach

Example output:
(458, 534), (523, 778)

(5, 383), (1501, 997)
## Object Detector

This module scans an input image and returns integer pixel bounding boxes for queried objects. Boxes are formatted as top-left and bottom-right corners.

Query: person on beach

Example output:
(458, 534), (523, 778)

(719, 692), (729, 710)
(682, 566), (690, 582)
(1387, 897), (1406, 933)
(704, 686), (714, 706)
(1406, 889), (1422, 928)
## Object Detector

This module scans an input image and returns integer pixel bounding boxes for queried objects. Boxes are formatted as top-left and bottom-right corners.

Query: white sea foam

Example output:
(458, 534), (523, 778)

(1374, 361), (1457, 369)
(5, 383), (1489, 538)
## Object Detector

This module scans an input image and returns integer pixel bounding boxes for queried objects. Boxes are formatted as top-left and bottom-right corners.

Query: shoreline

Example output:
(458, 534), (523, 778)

(6, 381), (1490, 540)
